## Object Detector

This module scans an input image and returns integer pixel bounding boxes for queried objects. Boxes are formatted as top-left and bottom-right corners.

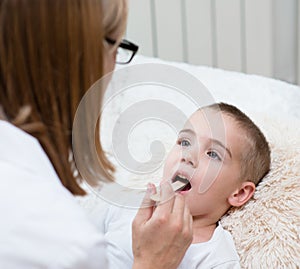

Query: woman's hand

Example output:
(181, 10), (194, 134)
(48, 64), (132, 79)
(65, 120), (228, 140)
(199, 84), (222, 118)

(132, 182), (193, 269)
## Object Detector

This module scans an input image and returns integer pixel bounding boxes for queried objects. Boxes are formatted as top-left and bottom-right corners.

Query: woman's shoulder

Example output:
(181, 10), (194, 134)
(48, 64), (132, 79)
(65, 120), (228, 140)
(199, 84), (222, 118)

(0, 120), (60, 182)
(0, 120), (108, 268)
(0, 120), (38, 146)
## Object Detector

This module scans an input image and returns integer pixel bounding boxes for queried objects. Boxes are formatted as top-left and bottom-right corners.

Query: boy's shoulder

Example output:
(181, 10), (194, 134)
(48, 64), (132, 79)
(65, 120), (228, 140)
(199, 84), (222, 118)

(178, 224), (240, 268)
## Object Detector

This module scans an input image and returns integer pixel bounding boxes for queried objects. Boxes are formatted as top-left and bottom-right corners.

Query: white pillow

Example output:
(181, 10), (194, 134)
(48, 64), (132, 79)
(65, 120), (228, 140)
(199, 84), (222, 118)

(0, 121), (107, 269)
(220, 116), (300, 269)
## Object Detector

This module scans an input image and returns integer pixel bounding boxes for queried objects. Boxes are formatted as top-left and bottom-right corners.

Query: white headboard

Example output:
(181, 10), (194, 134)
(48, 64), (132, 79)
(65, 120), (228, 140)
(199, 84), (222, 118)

(126, 0), (300, 86)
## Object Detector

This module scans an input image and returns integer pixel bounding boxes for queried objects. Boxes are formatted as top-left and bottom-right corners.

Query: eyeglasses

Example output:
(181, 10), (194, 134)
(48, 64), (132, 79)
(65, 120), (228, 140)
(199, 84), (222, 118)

(105, 37), (139, 64)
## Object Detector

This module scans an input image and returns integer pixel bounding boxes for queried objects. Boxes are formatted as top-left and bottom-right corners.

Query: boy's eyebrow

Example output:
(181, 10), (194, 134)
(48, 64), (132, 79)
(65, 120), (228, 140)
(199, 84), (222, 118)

(179, 128), (196, 135)
(209, 138), (232, 159)
(179, 128), (232, 158)
(179, 128), (197, 140)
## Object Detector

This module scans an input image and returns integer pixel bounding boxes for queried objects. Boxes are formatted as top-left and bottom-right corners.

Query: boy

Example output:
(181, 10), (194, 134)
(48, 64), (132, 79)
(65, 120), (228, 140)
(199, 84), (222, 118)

(91, 103), (271, 268)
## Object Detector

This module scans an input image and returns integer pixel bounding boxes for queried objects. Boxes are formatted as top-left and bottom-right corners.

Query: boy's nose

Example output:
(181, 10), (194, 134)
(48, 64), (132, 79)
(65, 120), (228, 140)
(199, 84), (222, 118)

(180, 151), (196, 167)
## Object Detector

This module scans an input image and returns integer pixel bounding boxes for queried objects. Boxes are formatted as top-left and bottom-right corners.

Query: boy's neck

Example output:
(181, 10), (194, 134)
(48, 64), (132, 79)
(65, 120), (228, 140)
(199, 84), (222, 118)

(192, 217), (218, 244)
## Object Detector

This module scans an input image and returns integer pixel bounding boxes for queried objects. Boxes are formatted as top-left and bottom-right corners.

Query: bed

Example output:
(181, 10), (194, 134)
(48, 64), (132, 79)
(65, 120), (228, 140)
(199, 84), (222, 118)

(78, 55), (300, 269)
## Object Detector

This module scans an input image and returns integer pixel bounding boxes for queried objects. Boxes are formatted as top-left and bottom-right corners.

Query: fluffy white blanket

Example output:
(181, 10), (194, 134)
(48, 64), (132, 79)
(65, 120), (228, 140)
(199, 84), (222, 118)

(221, 116), (300, 269)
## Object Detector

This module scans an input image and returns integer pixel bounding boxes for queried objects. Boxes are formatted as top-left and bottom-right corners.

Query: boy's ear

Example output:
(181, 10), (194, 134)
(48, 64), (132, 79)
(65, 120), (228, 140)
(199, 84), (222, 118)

(228, 181), (255, 207)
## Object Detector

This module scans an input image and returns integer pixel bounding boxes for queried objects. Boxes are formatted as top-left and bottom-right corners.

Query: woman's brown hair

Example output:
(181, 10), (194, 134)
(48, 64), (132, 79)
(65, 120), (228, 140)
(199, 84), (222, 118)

(0, 0), (115, 195)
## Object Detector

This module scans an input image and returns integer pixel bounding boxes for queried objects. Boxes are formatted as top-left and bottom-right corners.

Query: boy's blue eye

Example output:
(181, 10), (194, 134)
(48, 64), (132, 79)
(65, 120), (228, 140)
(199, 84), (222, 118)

(207, 151), (221, 161)
(180, 140), (191, 147)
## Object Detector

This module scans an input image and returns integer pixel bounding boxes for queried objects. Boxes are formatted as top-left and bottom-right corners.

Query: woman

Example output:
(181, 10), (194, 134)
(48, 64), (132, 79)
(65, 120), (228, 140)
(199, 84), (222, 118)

(0, 0), (192, 268)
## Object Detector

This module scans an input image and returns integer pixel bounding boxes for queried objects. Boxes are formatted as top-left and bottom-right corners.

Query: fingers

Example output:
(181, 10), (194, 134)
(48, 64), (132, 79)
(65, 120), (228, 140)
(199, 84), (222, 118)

(173, 194), (193, 246)
(172, 194), (192, 223)
(171, 194), (192, 236)
(132, 190), (193, 269)
(171, 193), (185, 218)
(183, 201), (193, 237)
(153, 181), (175, 217)
(159, 181), (174, 204)
(133, 183), (156, 226)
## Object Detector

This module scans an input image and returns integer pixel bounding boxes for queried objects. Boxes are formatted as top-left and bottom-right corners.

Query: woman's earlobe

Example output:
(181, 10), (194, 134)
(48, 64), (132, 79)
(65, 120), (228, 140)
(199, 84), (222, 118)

(228, 182), (255, 207)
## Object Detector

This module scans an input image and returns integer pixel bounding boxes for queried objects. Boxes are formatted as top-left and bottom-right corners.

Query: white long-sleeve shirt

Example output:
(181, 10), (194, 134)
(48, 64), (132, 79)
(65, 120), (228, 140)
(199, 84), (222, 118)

(0, 120), (108, 269)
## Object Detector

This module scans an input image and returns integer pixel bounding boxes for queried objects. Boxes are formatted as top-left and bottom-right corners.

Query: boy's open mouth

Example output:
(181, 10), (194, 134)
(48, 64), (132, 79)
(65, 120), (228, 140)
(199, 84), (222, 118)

(172, 175), (192, 192)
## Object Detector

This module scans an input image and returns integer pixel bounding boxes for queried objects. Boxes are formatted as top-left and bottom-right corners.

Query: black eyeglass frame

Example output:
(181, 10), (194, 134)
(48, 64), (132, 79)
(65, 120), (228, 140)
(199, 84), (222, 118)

(105, 37), (139, 64)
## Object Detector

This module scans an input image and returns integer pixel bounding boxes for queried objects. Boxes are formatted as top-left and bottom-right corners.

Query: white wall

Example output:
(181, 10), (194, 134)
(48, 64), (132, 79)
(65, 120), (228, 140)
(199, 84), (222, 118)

(296, 0), (300, 85)
(126, 0), (300, 85)
(273, 0), (298, 84)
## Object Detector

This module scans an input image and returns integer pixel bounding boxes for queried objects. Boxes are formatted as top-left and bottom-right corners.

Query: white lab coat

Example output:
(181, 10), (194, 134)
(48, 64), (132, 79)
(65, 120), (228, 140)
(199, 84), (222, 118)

(0, 120), (108, 269)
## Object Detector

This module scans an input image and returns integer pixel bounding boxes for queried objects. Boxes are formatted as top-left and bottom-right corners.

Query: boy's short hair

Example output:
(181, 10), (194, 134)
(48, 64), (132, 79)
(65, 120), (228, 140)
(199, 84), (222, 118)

(204, 103), (271, 186)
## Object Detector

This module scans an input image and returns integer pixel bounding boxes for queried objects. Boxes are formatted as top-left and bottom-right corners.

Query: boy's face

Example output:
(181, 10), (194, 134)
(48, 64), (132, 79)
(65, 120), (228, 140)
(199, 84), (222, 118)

(162, 109), (248, 217)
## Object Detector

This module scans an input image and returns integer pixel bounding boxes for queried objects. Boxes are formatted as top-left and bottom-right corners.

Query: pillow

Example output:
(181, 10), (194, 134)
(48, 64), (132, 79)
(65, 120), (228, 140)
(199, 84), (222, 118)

(220, 116), (300, 269)
(126, 55), (300, 120)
